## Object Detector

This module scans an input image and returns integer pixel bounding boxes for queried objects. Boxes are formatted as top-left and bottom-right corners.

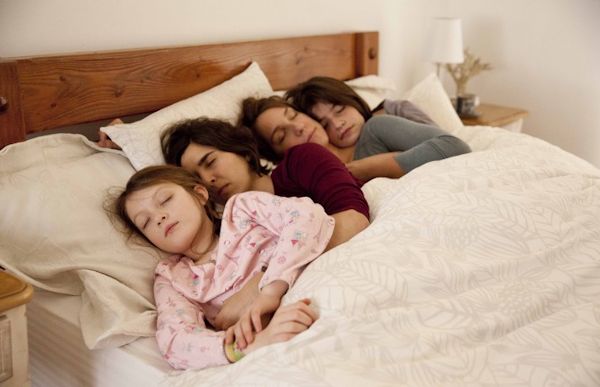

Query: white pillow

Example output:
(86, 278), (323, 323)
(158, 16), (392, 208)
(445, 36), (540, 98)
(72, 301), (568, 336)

(0, 133), (163, 349)
(402, 73), (464, 134)
(101, 62), (273, 170)
(345, 75), (396, 110)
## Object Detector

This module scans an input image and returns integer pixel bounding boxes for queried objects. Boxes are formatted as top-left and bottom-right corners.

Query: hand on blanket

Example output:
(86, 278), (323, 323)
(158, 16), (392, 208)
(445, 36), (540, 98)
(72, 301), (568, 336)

(214, 272), (262, 330)
(97, 118), (124, 150)
(225, 292), (281, 349)
(242, 299), (318, 355)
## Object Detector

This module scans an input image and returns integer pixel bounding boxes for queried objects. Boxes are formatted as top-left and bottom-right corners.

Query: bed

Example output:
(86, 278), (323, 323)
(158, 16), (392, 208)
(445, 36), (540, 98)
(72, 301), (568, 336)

(1, 31), (600, 387)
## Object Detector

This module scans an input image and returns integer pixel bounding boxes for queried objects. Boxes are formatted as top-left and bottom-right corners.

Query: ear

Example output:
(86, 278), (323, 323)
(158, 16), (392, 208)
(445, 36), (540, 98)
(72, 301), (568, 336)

(193, 184), (209, 205)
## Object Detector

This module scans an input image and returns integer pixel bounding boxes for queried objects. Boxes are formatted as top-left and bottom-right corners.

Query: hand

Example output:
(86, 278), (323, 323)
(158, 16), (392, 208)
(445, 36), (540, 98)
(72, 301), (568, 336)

(214, 272), (262, 330)
(345, 159), (372, 183)
(243, 299), (318, 355)
(97, 118), (124, 150)
(346, 153), (405, 182)
(225, 292), (281, 349)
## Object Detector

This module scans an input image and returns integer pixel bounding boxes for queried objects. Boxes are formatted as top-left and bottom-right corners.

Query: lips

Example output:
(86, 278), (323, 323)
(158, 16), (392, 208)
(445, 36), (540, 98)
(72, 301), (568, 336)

(339, 125), (353, 141)
(165, 222), (178, 237)
(217, 184), (229, 199)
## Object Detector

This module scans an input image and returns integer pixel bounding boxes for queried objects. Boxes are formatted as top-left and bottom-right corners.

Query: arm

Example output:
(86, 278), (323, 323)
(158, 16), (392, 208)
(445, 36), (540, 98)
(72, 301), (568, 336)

(154, 273), (230, 370)
(225, 299), (318, 362)
(380, 99), (438, 127)
(327, 209), (370, 250)
(220, 192), (335, 347)
(354, 115), (470, 180)
(346, 153), (406, 182)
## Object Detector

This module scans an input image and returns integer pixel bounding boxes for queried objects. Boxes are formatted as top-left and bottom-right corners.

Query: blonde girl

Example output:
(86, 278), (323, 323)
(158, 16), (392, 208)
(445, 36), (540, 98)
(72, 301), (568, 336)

(112, 165), (334, 370)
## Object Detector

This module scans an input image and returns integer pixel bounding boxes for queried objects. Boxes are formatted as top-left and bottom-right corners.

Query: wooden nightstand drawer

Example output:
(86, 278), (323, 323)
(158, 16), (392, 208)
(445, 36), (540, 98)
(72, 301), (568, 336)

(0, 271), (34, 387)
(461, 103), (528, 132)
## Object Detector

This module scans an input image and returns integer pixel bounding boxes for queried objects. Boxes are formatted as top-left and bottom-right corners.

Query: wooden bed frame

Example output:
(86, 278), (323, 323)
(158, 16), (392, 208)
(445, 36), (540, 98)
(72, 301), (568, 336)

(0, 31), (378, 149)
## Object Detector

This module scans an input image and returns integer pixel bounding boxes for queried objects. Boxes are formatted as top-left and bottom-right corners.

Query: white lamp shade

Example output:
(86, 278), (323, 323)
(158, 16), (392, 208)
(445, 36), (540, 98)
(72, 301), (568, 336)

(427, 17), (464, 64)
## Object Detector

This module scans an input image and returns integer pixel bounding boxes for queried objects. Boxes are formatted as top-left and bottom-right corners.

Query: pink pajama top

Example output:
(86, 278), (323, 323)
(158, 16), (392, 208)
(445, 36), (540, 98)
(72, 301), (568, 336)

(153, 191), (335, 370)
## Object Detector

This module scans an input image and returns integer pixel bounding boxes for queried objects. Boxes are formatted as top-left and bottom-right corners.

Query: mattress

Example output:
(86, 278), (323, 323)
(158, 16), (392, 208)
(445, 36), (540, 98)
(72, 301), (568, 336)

(27, 290), (172, 387)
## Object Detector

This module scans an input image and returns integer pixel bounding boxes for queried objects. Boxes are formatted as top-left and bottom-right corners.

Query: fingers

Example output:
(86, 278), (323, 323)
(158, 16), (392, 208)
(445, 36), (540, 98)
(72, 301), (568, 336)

(109, 118), (124, 125)
(225, 326), (235, 345)
(251, 309), (263, 333)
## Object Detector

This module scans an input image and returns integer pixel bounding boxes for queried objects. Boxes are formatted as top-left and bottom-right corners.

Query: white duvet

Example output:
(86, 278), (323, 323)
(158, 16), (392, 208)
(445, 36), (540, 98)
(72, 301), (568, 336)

(164, 126), (600, 386)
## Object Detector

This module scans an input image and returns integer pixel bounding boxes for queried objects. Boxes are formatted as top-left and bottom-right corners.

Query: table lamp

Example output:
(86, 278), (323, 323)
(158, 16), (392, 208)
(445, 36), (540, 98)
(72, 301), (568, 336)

(427, 17), (464, 77)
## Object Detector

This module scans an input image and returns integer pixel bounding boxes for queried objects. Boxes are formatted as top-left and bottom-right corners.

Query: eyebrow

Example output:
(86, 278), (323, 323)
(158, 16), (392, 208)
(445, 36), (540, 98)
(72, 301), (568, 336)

(131, 187), (163, 226)
(197, 150), (214, 166)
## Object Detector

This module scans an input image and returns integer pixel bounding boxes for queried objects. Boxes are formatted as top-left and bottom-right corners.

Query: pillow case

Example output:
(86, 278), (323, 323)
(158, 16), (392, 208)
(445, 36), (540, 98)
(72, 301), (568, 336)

(345, 74), (396, 110)
(402, 73), (464, 134)
(0, 133), (162, 349)
(101, 62), (273, 170)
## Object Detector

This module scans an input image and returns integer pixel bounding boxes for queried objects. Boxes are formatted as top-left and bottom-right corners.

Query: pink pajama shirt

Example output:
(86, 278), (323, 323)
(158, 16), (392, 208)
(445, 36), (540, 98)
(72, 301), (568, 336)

(154, 191), (335, 370)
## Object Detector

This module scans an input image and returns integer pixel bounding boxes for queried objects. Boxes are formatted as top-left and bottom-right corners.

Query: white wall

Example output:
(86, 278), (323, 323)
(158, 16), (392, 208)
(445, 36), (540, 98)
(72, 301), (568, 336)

(1, 0), (598, 167)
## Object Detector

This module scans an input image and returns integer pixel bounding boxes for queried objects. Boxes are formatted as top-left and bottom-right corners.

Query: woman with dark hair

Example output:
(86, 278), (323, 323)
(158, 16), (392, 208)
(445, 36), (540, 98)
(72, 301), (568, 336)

(161, 117), (369, 254)
(241, 77), (470, 183)
(161, 117), (370, 330)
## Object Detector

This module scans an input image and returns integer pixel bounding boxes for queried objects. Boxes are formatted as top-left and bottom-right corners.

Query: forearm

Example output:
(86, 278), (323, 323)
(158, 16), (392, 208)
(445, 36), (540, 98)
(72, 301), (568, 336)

(327, 209), (369, 250)
(348, 153), (406, 182)
(260, 279), (288, 299)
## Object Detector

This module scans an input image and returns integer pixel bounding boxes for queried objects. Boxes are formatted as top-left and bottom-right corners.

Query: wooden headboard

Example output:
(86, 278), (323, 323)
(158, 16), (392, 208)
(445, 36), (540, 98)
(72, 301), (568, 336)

(0, 31), (378, 148)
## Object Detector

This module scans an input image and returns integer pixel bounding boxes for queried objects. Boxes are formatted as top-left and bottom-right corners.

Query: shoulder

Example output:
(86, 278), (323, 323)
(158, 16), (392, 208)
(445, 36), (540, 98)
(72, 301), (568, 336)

(285, 143), (336, 159)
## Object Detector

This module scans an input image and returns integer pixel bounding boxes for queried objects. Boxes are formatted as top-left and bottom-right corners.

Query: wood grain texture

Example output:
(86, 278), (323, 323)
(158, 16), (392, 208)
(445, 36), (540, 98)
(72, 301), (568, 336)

(0, 31), (378, 148)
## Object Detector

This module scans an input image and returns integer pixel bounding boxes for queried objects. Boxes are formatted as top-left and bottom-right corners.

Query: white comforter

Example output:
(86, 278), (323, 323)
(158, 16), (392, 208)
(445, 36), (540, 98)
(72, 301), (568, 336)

(164, 126), (600, 386)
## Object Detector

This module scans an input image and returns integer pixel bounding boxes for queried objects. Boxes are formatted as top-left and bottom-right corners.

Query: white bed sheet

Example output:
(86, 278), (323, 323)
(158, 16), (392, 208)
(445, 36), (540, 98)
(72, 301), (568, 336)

(163, 126), (600, 386)
(27, 290), (172, 387)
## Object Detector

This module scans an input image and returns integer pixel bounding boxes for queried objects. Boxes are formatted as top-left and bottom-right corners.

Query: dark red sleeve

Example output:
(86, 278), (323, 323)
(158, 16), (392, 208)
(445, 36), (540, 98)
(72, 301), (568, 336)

(271, 143), (370, 220)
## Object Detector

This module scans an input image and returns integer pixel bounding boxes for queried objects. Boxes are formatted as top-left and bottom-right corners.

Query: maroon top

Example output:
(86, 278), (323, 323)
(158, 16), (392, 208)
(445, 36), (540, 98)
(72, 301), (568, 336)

(271, 143), (370, 220)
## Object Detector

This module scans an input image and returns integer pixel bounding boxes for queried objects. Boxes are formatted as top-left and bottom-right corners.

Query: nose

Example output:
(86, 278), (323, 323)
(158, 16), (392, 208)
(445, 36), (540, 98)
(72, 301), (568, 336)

(157, 214), (166, 226)
(288, 122), (305, 136)
(332, 117), (345, 132)
(197, 170), (217, 186)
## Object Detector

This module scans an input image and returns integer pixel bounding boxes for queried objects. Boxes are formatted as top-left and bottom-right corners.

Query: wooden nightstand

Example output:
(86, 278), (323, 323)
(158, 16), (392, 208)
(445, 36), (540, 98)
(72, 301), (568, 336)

(0, 271), (34, 387)
(460, 103), (528, 132)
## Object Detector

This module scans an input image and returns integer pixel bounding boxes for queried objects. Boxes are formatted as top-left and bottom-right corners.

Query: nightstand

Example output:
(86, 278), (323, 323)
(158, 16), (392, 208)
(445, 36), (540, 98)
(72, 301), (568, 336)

(460, 103), (528, 132)
(0, 271), (34, 387)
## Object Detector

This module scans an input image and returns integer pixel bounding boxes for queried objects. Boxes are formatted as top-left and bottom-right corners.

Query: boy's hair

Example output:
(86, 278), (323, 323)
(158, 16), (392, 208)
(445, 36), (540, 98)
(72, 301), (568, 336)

(239, 96), (294, 162)
(161, 117), (268, 175)
(285, 76), (372, 121)
(107, 165), (221, 245)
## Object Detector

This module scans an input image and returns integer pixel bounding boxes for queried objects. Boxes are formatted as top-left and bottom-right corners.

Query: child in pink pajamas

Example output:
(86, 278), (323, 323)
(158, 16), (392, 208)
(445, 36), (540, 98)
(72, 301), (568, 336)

(112, 165), (334, 370)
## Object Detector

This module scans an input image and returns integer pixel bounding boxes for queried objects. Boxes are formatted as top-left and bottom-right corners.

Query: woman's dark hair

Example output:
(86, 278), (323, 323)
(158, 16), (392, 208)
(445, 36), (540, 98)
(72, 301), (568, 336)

(108, 165), (222, 245)
(239, 96), (294, 162)
(161, 117), (268, 175)
(285, 76), (372, 121)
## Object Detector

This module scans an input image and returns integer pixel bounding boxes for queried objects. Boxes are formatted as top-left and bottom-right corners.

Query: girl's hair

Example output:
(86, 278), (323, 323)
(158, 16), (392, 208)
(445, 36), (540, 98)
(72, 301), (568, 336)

(161, 117), (268, 175)
(108, 165), (221, 245)
(285, 76), (372, 121)
(239, 96), (294, 162)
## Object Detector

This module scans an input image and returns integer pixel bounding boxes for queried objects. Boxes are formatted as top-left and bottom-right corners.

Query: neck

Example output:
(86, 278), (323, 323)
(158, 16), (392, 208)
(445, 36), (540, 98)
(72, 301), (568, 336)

(187, 235), (218, 264)
(252, 174), (275, 194)
(326, 144), (356, 164)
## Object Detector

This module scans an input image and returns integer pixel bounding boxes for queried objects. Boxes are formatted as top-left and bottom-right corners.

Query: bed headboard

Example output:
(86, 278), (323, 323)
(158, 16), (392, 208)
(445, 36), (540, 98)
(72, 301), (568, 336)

(0, 31), (378, 148)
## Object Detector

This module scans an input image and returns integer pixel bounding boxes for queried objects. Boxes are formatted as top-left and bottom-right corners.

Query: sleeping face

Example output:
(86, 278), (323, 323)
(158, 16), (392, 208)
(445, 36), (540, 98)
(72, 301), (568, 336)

(125, 182), (213, 255)
(254, 106), (330, 155)
(180, 142), (258, 205)
(310, 102), (365, 148)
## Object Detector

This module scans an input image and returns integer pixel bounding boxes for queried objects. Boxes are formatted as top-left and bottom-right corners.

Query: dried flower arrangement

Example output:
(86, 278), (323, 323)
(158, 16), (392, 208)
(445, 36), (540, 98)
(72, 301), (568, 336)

(445, 48), (493, 96)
